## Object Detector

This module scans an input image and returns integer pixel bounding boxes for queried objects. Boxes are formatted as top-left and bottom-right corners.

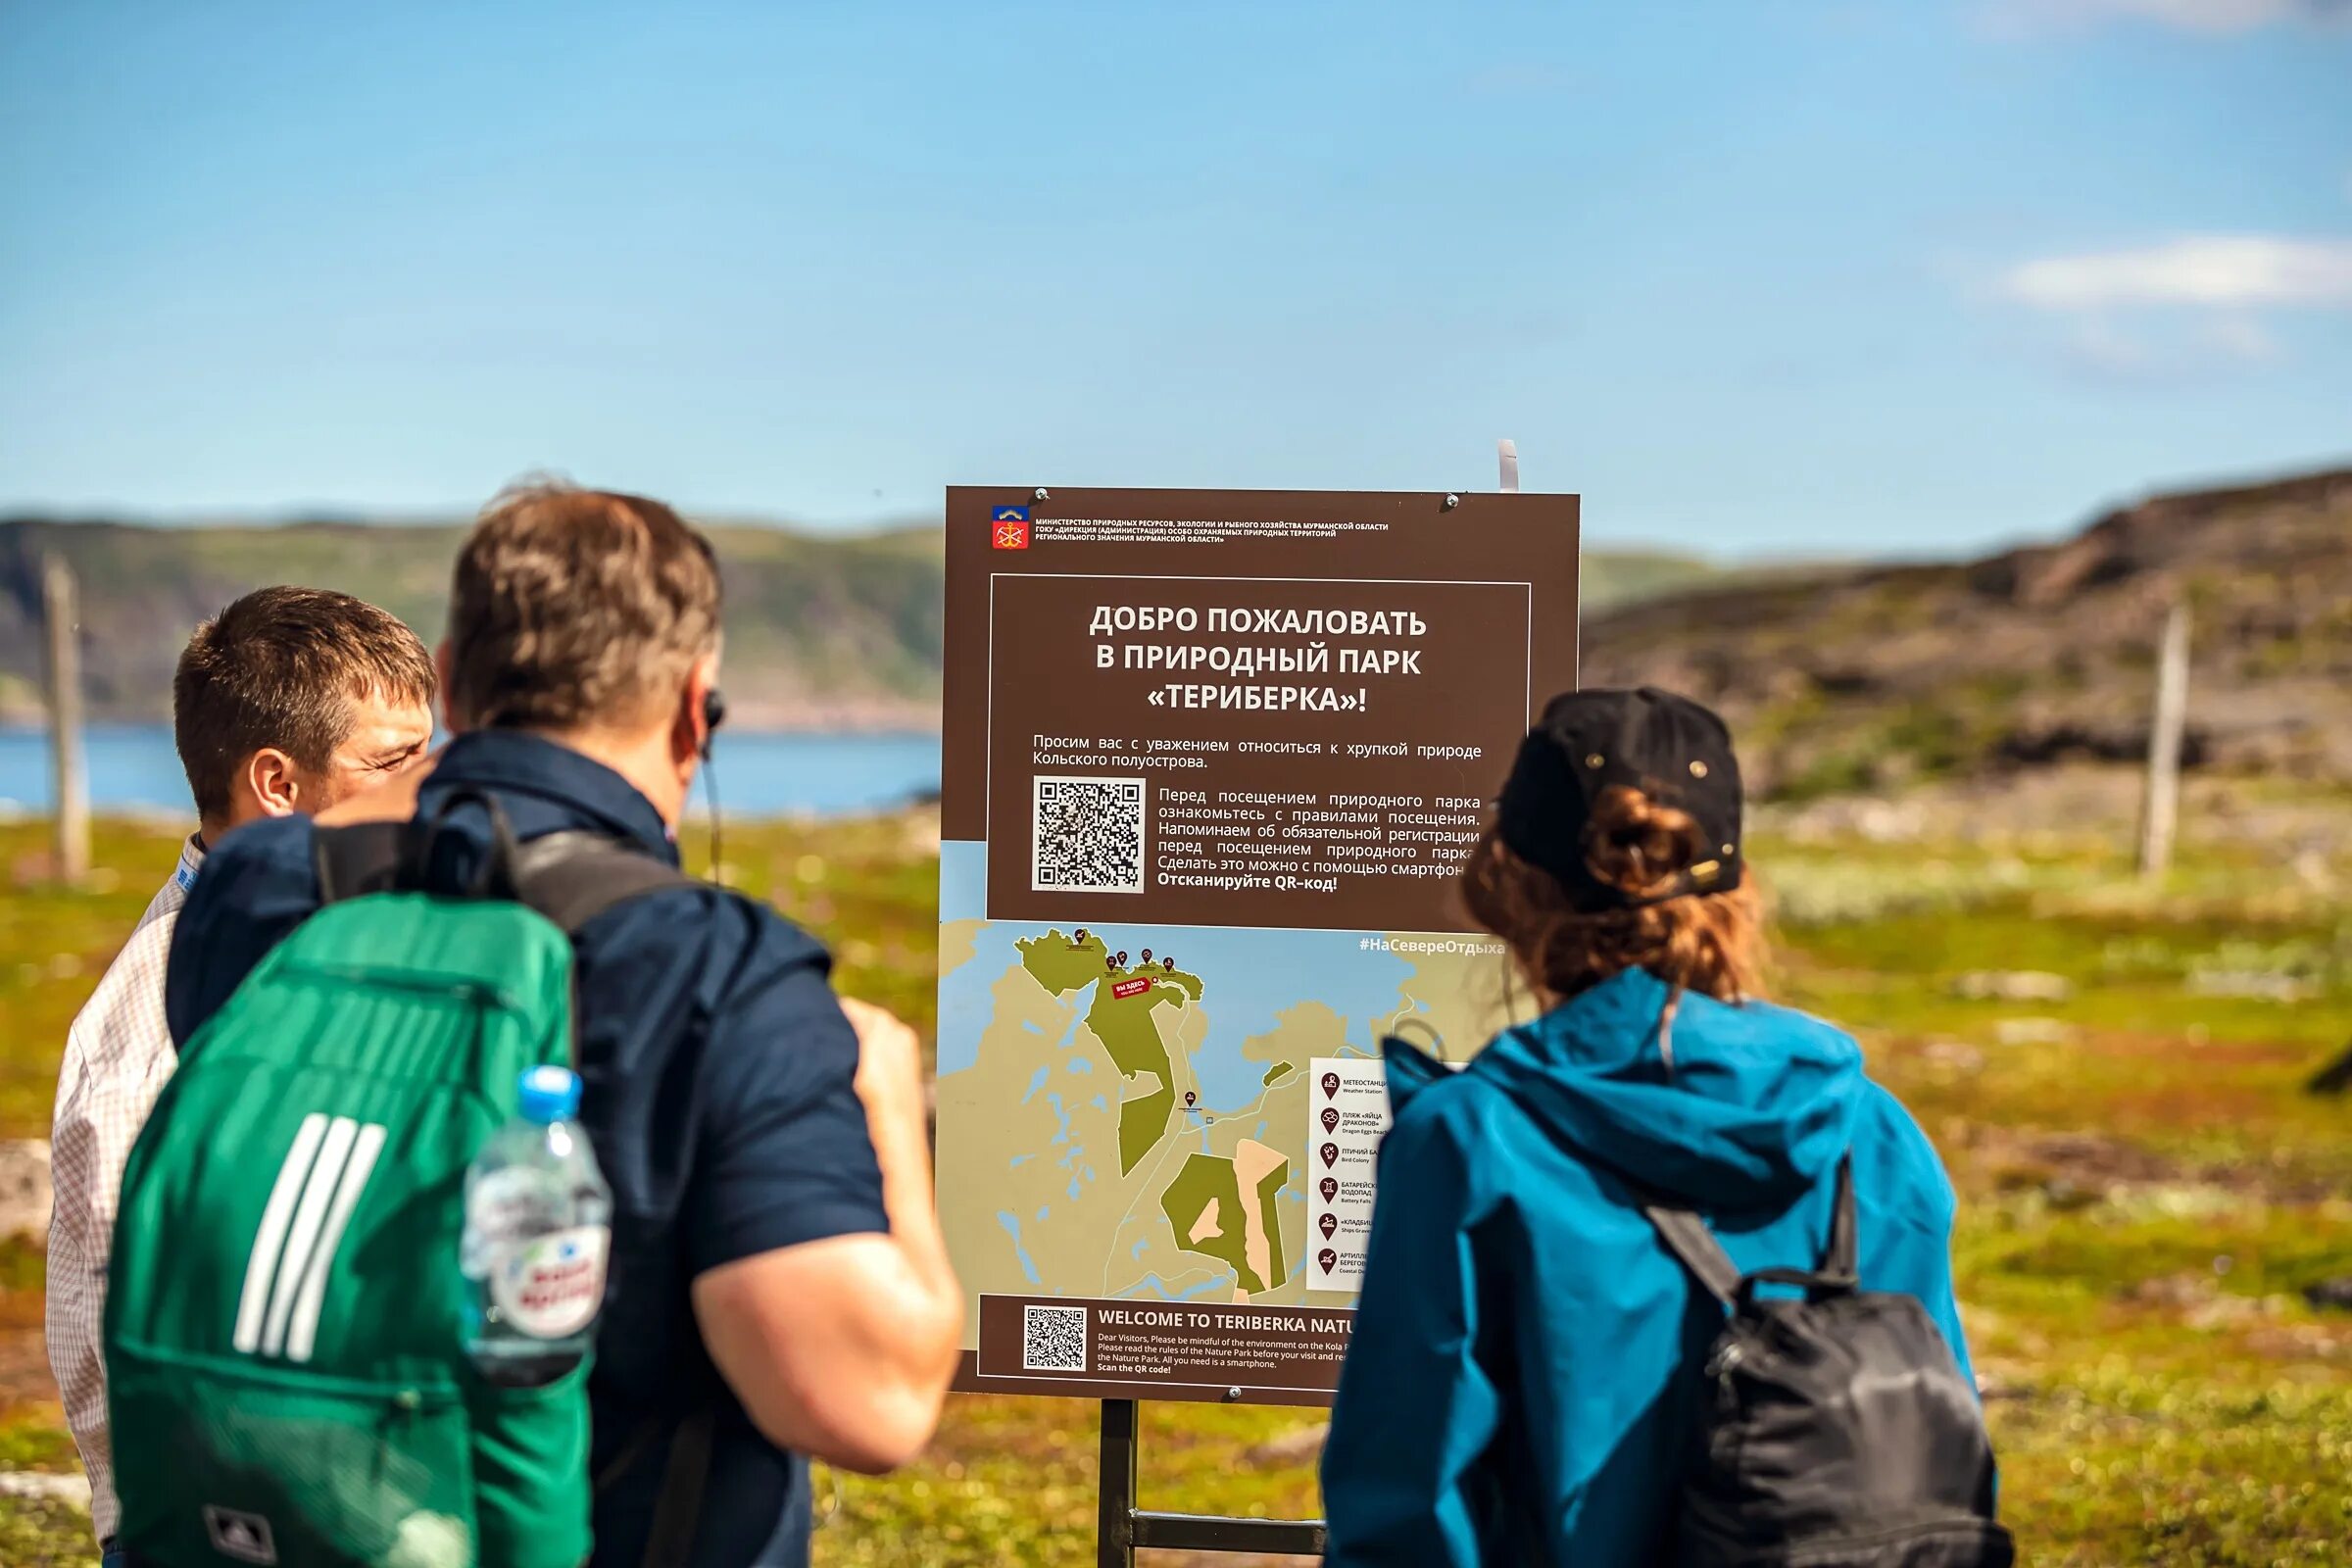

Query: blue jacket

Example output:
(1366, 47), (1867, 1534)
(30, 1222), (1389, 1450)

(1321, 967), (1974, 1567)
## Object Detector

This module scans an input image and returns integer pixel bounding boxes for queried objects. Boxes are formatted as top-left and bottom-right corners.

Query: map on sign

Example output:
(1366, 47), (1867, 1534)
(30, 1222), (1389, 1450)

(935, 840), (1506, 1313)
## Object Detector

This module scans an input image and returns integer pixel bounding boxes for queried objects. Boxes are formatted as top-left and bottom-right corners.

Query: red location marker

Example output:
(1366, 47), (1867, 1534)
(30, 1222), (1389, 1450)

(1318, 1248), (1339, 1276)
(1320, 1072), (1341, 1100)
(1184, 1092), (1197, 1107)
(1319, 1143), (1339, 1169)
(1319, 1176), (1339, 1203)
(1320, 1107), (1341, 1135)
(1317, 1213), (1338, 1240)
(1141, 948), (1153, 962)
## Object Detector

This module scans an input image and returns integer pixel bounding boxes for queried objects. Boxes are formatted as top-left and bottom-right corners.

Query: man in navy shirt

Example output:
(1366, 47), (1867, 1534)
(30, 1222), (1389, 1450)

(167, 484), (961, 1567)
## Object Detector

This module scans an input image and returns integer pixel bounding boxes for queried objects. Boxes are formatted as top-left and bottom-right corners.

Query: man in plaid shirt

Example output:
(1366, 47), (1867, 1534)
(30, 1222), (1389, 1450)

(44, 587), (435, 1565)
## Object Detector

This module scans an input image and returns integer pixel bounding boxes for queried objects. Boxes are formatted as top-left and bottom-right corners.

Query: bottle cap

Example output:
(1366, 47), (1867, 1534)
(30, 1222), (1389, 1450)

(517, 1064), (582, 1125)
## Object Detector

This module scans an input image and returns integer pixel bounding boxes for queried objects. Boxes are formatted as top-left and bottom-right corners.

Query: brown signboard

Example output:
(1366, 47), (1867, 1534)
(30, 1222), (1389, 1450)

(935, 485), (1579, 1402)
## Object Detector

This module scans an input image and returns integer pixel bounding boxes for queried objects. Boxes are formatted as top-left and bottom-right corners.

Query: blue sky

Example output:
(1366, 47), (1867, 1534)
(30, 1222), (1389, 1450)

(1, 0), (2346, 556)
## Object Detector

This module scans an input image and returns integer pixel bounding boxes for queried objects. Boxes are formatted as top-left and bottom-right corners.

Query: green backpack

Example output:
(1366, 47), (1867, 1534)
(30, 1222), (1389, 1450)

(106, 799), (696, 1568)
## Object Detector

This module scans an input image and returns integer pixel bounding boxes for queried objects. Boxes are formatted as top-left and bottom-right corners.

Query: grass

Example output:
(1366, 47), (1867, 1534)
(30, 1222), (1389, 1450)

(0, 808), (2347, 1564)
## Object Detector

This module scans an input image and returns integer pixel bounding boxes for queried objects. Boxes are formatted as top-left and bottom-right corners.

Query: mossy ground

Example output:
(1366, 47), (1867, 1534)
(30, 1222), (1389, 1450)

(0, 809), (2344, 1565)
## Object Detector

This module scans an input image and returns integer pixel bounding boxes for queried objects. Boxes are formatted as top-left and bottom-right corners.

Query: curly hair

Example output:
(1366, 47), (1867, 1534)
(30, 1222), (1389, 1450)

(1462, 783), (1765, 1005)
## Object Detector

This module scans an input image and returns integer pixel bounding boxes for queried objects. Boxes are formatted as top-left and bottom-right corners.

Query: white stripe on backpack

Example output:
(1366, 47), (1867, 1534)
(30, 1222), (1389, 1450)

(232, 1114), (387, 1362)
(286, 1123), (387, 1363)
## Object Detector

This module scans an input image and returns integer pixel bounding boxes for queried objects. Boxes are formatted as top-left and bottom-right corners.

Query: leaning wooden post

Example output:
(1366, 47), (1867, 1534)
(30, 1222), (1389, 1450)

(41, 554), (90, 884)
(2136, 598), (2189, 881)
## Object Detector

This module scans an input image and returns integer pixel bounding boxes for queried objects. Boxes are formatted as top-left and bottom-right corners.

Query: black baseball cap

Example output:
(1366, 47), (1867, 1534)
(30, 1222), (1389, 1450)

(1494, 687), (1743, 907)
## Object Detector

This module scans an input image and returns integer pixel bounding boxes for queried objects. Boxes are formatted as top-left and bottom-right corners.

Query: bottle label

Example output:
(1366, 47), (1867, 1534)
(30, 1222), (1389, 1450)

(467, 1169), (562, 1245)
(490, 1226), (610, 1340)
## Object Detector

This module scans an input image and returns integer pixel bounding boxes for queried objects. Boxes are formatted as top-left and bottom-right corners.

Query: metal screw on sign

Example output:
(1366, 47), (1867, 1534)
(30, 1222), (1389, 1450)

(1034, 487), (1051, 502)
(1442, 493), (1460, 510)
(1224, 1386), (1243, 1402)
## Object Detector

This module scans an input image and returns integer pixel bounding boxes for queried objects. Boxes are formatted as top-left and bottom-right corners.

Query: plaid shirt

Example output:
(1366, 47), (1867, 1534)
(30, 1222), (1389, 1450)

(45, 837), (204, 1544)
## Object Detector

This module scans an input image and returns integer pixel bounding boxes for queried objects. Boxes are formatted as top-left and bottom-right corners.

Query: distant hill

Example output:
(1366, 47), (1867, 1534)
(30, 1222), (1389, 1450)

(0, 516), (1718, 729)
(1583, 466), (2352, 796)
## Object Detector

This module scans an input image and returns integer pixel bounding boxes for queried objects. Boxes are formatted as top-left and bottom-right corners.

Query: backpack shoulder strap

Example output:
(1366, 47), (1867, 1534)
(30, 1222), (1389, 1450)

(313, 820), (410, 905)
(1819, 1152), (1858, 1283)
(313, 816), (696, 933)
(1641, 1200), (1742, 1305)
(510, 831), (697, 934)
(1644, 1151), (1861, 1310)
(639, 1405), (715, 1568)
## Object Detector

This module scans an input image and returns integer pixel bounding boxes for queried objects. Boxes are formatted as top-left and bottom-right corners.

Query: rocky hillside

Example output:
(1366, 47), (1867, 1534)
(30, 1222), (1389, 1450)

(1584, 466), (2352, 797)
(0, 514), (1715, 729)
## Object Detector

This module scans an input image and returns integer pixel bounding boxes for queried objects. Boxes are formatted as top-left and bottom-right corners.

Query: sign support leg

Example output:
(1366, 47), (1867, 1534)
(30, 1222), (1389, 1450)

(1100, 1398), (1140, 1568)
(1096, 1395), (1329, 1561)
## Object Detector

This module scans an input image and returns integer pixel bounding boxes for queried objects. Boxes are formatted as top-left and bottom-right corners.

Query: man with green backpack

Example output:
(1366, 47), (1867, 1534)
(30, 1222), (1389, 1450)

(118, 483), (962, 1567)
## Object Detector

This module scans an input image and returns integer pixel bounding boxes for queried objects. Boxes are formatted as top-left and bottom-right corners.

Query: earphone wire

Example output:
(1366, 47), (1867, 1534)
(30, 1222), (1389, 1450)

(699, 687), (727, 885)
(704, 745), (724, 885)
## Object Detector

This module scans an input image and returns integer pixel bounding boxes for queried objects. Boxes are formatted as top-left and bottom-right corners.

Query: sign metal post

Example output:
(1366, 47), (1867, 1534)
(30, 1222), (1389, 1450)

(1096, 1397), (1328, 1566)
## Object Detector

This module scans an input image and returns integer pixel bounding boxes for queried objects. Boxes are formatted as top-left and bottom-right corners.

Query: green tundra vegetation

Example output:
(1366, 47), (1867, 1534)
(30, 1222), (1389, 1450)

(0, 796), (2344, 1565)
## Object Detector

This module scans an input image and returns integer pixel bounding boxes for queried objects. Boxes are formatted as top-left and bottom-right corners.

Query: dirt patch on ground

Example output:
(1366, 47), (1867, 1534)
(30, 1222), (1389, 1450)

(0, 1329), (60, 1425)
(1950, 1123), (2184, 1190)
(0, 1143), (49, 1247)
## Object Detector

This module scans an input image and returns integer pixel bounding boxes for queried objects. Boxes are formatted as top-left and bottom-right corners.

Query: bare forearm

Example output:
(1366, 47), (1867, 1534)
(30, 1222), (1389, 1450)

(838, 999), (964, 1414)
(868, 1102), (963, 1383)
(696, 1233), (960, 1473)
(871, 1090), (954, 1275)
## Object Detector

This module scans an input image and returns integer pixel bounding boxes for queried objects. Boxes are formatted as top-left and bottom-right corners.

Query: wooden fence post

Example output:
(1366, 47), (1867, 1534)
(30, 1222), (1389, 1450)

(2136, 599), (2189, 881)
(41, 554), (89, 884)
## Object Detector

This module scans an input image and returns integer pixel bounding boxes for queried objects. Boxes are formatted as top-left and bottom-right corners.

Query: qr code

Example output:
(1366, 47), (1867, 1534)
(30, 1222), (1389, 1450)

(1032, 776), (1146, 894)
(1022, 1303), (1089, 1372)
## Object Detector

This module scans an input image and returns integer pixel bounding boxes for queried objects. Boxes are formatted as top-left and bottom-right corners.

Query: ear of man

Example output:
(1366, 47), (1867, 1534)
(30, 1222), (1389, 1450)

(672, 652), (722, 773)
(240, 747), (306, 822)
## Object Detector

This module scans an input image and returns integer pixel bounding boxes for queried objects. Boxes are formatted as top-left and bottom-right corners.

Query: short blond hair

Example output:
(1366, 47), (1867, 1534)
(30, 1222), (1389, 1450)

(447, 483), (720, 731)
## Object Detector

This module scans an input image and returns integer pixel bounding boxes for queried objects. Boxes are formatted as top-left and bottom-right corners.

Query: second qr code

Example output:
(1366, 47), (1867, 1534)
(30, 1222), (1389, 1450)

(1032, 776), (1146, 894)
(1022, 1304), (1089, 1372)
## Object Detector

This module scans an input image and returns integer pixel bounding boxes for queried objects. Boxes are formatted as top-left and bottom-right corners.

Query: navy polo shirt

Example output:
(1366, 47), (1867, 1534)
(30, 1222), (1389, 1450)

(166, 731), (890, 1568)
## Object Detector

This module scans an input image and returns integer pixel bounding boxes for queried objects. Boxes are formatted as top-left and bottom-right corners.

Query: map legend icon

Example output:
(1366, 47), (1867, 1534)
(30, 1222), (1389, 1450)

(1303, 1055), (1390, 1295)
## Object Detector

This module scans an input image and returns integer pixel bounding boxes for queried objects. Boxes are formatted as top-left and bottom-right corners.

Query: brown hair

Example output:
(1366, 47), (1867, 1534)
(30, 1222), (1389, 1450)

(447, 483), (721, 731)
(172, 586), (436, 823)
(1462, 784), (1765, 1005)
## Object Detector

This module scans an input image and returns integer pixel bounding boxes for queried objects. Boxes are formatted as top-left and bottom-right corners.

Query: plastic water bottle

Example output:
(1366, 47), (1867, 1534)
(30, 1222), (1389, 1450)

(460, 1065), (612, 1387)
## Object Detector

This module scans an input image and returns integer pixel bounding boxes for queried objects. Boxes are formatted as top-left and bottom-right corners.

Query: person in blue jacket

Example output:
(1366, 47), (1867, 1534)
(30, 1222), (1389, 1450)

(1322, 687), (1978, 1566)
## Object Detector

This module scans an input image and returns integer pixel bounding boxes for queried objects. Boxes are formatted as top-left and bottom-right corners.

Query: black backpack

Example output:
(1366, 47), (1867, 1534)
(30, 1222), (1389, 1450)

(1642, 1157), (2016, 1567)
